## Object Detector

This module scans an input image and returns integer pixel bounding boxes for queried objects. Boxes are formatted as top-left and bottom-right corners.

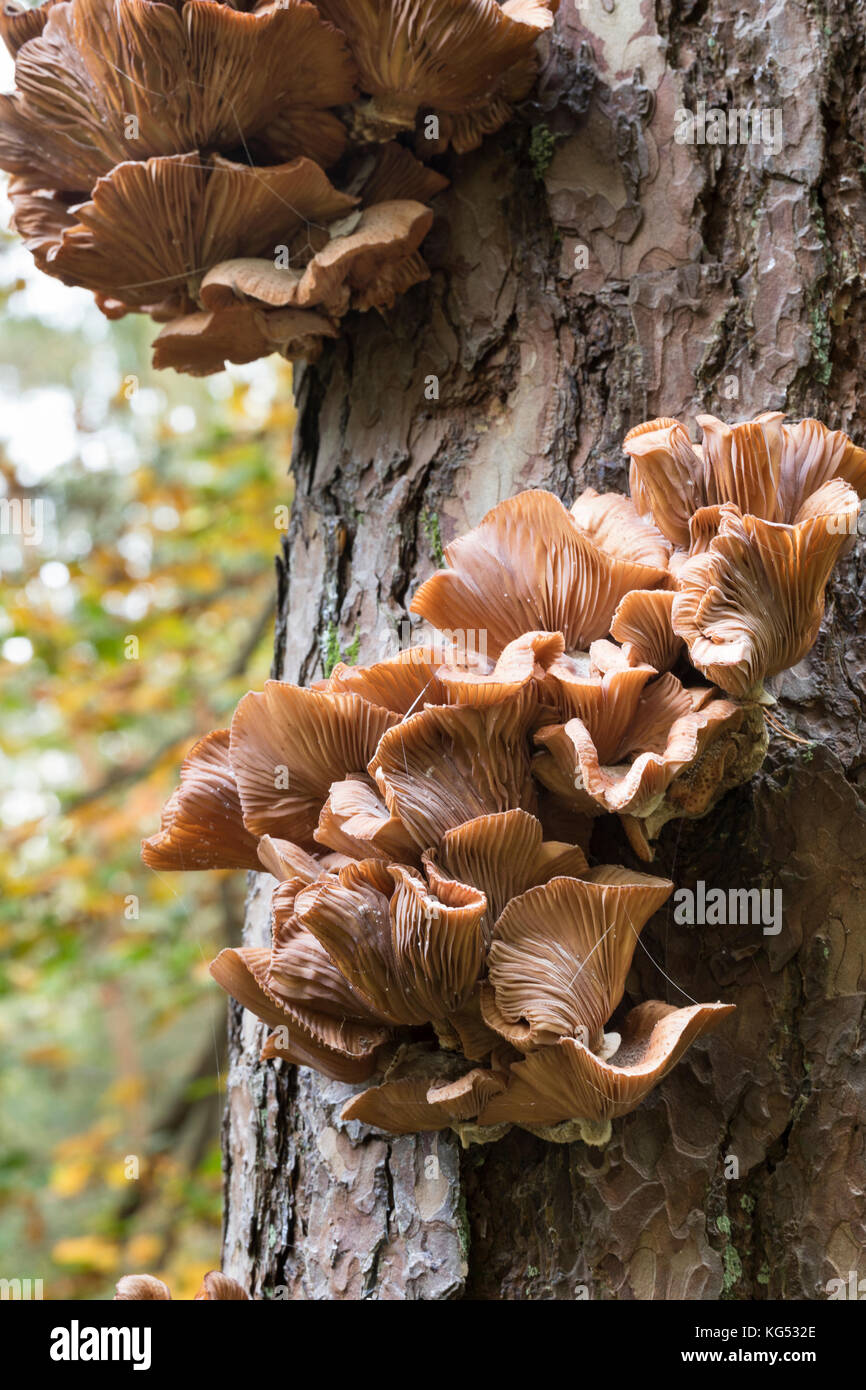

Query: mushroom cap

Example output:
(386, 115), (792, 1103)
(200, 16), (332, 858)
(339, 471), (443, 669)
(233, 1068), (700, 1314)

(194, 1272), (249, 1301)
(410, 490), (668, 659)
(43, 153), (357, 310)
(313, 0), (555, 128)
(151, 303), (338, 376)
(610, 589), (685, 673)
(141, 728), (261, 871)
(114, 1273), (172, 1300)
(314, 774), (418, 862)
(210, 943), (390, 1081)
(570, 487), (672, 571)
(342, 1067), (506, 1135)
(625, 411), (866, 547)
(482, 869), (673, 1051)
(423, 807), (588, 941)
(293, 857), (487, 1024)
(0, 0), (357, 188)
(0, 0), (58, 57)
(671, 484), (860, 696)
(294, 200), (433, 315)
(327, 644), (448, 714)
(478, 1000), (735, 1126)
(368, 698), (537, 851)
(533, 673), (743, 818)
(229, 682), (398, 846)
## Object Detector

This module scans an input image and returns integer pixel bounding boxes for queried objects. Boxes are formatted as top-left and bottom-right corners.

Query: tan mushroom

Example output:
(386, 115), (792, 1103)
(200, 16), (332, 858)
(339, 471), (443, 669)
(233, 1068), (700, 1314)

(209, 940), (391, 1082)
(533, 671), (749, 855)
(313, 0), (557, 141)
(478, 1000), (735, 1127)
(410, 490), (668, 660)
(422, 808), (588, 942)
(671, 484), (860, 697)
(610, 589), (685, 673)
(141, 729), (261, 871)
(480, 869), (673, 1051)
(343, 1067), (506, 1135)
(368, 699), (537, 850)
(228, 682), (398, 845)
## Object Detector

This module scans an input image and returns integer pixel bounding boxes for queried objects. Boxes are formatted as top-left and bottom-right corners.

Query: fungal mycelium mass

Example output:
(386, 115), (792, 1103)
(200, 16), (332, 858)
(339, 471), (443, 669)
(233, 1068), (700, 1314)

(143, 413), (866, 1145)
(0, 0), (559, 374)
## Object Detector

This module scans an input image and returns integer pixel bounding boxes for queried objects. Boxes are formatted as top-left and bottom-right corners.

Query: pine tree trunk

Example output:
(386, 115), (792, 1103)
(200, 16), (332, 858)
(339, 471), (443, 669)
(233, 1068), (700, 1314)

(221, 0), (866, 1300)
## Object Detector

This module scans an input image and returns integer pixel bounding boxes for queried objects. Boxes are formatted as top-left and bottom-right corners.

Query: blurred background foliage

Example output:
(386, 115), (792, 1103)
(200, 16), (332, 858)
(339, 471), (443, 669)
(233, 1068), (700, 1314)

(0, 176), (294, 1297)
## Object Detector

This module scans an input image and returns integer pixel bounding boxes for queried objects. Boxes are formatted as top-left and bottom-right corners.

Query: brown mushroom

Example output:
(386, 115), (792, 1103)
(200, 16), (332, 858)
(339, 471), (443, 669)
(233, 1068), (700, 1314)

(312, 0), (557, 141)
(410, 490), (668, 660)
(625, 411), (866, 550)
(480, 869), (673, 1051)
(114, 1274), (172, 1301)
(533, 670), (744, 829)
(194, 1272), (249, 1301)
(0, 0), (357, 188)
(422, 808), (588, 942)
(343, 1067), (506, 1135)
(610, 589), (685, 673)
(368, 699), (537, 850)
(671, 484), (860, 696)
(293, 860), (488, 1025)
(478, 1000), (735, 1127)
(141, 729), (261, 871)
(209, 942), (390, 1081)
(228, 682), (398, 845)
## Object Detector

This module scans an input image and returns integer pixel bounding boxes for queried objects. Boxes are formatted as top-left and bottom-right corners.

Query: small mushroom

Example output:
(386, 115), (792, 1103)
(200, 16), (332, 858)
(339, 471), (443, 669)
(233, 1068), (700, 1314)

(478, 1001), (736, 1127)
(671, 484), (860, 697)
(610, 589), (685, 673)
(313, 0), (557, 141)
(229, 683), (398, 844)
(480, 869), (673, 1051)
(141, 729), (261, 871)
(368, 699), (537, 850)
(410, 490), (668, 659)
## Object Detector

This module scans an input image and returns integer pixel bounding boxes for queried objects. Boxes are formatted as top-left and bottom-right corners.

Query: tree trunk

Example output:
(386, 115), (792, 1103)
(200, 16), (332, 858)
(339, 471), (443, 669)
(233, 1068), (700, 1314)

(221, 0), (866, 1300)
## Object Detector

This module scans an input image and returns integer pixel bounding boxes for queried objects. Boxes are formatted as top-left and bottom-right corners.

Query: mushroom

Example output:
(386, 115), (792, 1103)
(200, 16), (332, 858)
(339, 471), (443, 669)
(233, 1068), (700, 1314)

(343, 1067), (506, 1135)
(422, 807), (588, 941)
(1, 0), (559, 373)
(0, 0), (57, 57)
(115, 1271), (249, 1300)
(410, 490), (668, 659)
(292, 858), (488, 1026)
(209, 936), (391, 1082)
(0, 0), (357, 187)
(610, 589), (685, 673)
(671, 483), (860, 697)
(229, 682), (398, 844)
(625, 411), (866, 553)
(478, 1001), (736, 1128)
(368, 699), (537, 850)
(479, 869), (673, 1051)
(141, 729), (261, 871)
(312, 0), (557, 142)
(533, 669), (748, 853)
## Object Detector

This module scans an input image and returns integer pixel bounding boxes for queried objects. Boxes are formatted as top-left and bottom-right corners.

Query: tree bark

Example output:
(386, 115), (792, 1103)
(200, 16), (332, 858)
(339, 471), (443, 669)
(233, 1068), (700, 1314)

(222, 0), (866, 1300)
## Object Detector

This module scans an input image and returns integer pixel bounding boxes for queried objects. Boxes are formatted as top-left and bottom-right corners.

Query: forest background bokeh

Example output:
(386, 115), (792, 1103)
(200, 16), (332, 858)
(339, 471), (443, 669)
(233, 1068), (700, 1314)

(0, 120), (294, 1294)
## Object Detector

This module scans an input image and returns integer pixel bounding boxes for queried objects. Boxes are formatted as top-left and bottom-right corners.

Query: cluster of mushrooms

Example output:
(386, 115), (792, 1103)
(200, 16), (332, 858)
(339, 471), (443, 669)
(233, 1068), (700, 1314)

(143, 413), (866, 1144)
(115, 1271), (248, 1299)
(0, 0), (558, 375)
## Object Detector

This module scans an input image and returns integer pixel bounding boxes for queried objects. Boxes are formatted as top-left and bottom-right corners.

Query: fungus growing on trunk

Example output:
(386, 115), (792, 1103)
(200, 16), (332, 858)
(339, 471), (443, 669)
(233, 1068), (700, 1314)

(0, 0), (559, 373)
(144, 413), (859, 1143)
